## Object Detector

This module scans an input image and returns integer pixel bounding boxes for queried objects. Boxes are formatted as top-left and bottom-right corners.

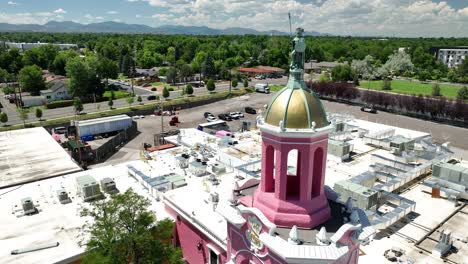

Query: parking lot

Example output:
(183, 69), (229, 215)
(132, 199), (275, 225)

(90, 92), (272, 167)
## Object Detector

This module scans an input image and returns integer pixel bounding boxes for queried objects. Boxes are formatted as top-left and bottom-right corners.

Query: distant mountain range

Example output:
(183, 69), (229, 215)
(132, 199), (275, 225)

(0, 21), (325, 36)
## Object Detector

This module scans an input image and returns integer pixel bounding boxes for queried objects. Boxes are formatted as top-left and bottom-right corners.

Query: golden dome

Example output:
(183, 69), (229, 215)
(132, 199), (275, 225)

(264, 85), (329, 129)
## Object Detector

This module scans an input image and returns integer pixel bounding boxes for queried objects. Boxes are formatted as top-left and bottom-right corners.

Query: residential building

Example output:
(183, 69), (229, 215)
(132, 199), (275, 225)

(40, 79), (72, 102)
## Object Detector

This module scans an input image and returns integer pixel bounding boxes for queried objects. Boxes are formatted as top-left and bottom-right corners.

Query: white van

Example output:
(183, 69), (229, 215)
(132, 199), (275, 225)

(255, 83), (270, 94)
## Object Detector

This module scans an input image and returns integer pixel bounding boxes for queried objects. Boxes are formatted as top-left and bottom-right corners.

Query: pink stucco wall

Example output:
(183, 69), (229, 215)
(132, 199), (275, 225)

(254, 131), (331, 228)
(165, 205), (227, 264)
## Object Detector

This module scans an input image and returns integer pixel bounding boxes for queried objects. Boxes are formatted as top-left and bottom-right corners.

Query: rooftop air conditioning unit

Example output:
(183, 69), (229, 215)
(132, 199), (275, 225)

(100, 178), (119, 194)
(76, 175), (102, 202)
(56, 188), (72, 204)
(209, 192), (219, 203)
(21, 197), (36, 215)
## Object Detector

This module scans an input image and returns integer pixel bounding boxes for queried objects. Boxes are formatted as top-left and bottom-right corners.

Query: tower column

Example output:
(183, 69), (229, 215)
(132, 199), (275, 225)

(275, 144), (288, 200)
(299, 146), (312, 201)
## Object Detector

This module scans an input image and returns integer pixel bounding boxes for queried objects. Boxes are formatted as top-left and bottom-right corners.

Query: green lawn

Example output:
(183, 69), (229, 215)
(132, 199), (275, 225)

(151, 82), (178, 90)
(359, 80), (463, 99)
(269, 85), (284, 92)
(103, 90), (132, 99)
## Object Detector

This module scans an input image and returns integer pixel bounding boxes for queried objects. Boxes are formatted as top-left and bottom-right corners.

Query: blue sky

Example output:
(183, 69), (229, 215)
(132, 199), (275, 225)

(1, 0), (468, 37)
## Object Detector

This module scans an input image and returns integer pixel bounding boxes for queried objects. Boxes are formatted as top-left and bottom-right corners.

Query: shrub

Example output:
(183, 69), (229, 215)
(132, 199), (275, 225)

(457, 86), (468, 100)
(168, 87), (174, 92)
(163, 87), (170, 99)
(151, 87), (157, 91)
(382, 79), (392, 90)
(46, 100), (74, 109)
(432, 84), (441, 96)
(207, 79), (215, 92)
(232, 79), (238, 88)
(186, 84), (194, 95)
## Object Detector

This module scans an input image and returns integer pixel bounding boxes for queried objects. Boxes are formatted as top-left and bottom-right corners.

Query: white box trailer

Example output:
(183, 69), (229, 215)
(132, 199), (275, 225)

(76, 114), (132, 137)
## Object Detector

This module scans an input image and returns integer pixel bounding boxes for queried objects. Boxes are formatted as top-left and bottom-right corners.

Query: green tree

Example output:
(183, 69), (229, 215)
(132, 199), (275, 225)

(97, 58), (119, 86)
(243, 78), (248, 88)
(207, 79), (215, 92)
(166, 67), (177, 84)
(18, 65), (46, 95)
(162, 87), (170, 99)
(382, 79), (392, 90)
(418, 70), (431, 82)
(383, 50), (414, 76)
(0, 112), (8, 126)
(319, 72), (331, 82)
(51, 50), (78, 76)
(137, 95), (142, 104)
(66, 57), (88, 97)
(186, 83), (194, 95)
(80, 189), (183, 264)
(178, 64), (193, 83)
(108, 98), (114, 109)
(432, 84), (441, 96)
(456, 86), (468, 100)
(202, 53), (216, 79)
(457, 59), (468, 83)
(35, 108), (43, 120)
(18, 108), (29, 128)
(126, 96), (134, 107)
(331, 64), (353, 82)
(74, 98), (84, 114)
(232, 79), (238, 88)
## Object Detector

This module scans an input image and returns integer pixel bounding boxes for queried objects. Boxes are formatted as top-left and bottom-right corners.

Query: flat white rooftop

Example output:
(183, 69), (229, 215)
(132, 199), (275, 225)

(0, 127), (82, 189)
(0, 161), (169, 264)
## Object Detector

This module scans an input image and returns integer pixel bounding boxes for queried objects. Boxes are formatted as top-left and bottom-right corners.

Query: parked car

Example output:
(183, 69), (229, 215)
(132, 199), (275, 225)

(229, 112), (240, 119)
(204, 112), (214, 118)
(245, 106), (257, 114)
(147, 95), (157, 100)
(218, 113), (232, 121)
(206, 116), (217, 122)
(360, 106), (377, 114)
(53, 126), (67, 134)
(230, 111), (243, 118)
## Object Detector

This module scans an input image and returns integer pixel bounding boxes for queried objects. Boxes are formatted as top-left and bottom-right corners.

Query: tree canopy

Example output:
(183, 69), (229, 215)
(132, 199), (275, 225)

(18, 64), (45, 95)
(80, 189), (183, 264)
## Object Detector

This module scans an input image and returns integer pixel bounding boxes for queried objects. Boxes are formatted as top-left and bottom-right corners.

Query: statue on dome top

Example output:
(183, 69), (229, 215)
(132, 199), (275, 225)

(290, 27), (305, 71)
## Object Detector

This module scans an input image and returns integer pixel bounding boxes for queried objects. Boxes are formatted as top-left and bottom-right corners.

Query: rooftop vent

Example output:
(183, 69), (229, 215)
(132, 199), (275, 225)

(56, 188), (71, 204)
(21, 197), (37, 215)
(100, 178), (119, 194)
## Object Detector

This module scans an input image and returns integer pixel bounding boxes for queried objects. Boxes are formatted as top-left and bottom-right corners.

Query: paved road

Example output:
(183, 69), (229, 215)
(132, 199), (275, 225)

(0, 77), (288, 126)
(93, 92), (468, 168)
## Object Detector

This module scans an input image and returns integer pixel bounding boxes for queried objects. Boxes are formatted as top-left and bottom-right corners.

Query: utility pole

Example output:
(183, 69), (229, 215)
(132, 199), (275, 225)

(160, 98), (164, 145)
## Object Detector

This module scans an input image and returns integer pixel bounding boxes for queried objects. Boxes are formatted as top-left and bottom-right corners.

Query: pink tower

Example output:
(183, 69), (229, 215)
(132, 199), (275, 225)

(253, 28), (332, 229)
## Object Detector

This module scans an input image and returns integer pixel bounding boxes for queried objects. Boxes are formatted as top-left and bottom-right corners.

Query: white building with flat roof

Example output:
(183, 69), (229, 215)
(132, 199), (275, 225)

(435, 47), (468, 68)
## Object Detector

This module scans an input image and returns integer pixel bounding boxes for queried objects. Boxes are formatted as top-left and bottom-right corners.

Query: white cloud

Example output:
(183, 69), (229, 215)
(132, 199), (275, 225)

(142, 0), (468, 37)
(84, 14), (104, 22)
(7, 1), (17, 5)
(107, 10), (119, 15)
(53, 8), (67, 14)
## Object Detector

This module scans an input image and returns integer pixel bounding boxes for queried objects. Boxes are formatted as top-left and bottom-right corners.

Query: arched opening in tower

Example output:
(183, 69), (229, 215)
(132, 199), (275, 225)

(312, 147), (324, 198)
(264, 145), (275, 193)
(286, 149), (301, 199)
